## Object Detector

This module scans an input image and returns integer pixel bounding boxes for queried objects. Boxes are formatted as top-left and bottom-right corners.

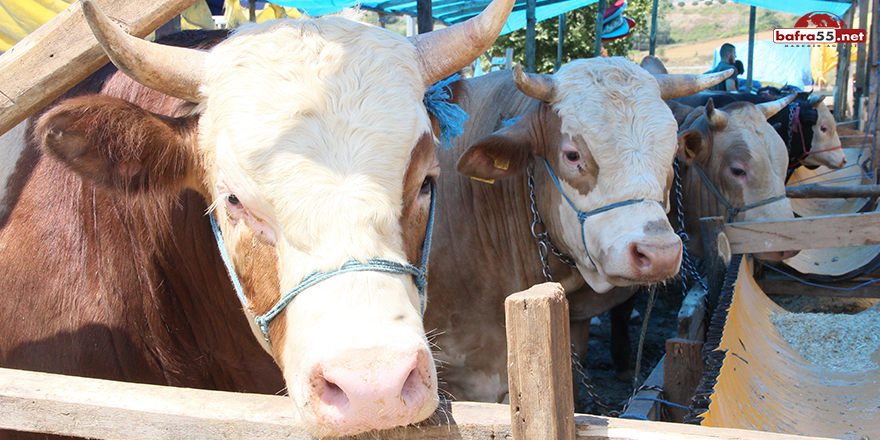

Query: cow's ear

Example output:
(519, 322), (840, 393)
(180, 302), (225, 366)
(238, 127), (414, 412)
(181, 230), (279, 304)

(38, 95), (200, 195)
(677, 128), (709, 165)
(457, 118), (534, 180)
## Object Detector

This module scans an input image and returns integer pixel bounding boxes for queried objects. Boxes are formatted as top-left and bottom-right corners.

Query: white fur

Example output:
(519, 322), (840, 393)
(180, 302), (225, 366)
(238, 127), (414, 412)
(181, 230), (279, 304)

(549, 58), (681, 288)
(194, 17), (437, 437)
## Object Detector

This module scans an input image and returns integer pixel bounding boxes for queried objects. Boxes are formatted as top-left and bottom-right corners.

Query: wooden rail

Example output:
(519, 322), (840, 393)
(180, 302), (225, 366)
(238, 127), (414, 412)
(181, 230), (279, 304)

(723, 211), (880, 254)
(0, 366), (837, 440)
(786, 184), (880, 199)
(0, 0), (198, 137)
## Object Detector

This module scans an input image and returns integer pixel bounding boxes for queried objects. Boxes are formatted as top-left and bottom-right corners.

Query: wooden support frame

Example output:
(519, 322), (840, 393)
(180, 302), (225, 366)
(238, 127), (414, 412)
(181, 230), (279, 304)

(1, 366), (838, 440)
(0, 0), (199, 137)
(505, 282), (575, 440)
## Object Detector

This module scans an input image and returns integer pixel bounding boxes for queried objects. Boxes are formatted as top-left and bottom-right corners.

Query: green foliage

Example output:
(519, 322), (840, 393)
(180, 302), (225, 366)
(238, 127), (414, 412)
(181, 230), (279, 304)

(677, 1), (685, 6)
(486, 0), (652, 74)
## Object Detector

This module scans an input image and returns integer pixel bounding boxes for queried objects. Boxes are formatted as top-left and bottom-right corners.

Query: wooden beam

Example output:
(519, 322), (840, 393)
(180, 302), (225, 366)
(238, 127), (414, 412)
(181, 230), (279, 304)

(746, 6), (756, 93)
(0, 0), (199, 137)
(621, 356), (665, 421)
(786, 184), (880, 199)
(724, 212), (880, 254)
(505, 282), (575, 440)
(839, 134), (873, 148)
(700, 216), (731, 313)
(0, 367), (840, 440)
(678, 283), (708, 341)
(665, 339), (704, 423)
(525, 0), (536, 72)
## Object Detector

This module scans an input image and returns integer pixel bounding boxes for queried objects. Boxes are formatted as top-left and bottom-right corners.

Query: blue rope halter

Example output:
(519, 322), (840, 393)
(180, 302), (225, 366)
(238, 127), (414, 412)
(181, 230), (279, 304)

(541, 158), (664, 268)
(209, 183), (436, 346)
(691, 163), (786, 223)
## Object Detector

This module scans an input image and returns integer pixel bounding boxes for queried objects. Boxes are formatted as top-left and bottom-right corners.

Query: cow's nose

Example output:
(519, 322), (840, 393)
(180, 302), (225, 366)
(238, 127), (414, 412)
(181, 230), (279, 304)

(629, 239), (682, 281)
(309, 348), (434, 434)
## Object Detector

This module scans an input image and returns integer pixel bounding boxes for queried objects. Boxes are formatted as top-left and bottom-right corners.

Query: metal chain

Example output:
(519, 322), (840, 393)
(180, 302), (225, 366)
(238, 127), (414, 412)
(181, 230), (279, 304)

(527, 161), (610, 414)
(673, 159), (707, 293)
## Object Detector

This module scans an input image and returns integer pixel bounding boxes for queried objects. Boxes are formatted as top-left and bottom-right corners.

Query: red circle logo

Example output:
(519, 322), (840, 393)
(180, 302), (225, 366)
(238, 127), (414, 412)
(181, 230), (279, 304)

(794, 12), (846, 29)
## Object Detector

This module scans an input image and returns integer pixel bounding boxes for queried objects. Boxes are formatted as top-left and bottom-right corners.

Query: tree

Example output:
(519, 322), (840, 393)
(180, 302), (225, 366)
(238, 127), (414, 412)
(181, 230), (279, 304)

(486, 0), (652, 74)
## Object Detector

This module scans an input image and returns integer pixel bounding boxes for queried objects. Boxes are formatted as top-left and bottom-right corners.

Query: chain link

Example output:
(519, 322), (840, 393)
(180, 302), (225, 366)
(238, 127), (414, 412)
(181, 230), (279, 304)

(527, 161), (610, 414)
(673, 159), (707, 293)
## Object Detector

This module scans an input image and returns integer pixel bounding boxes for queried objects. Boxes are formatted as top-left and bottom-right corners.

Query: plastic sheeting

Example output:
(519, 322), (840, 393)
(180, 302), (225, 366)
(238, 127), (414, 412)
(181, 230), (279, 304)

(697, 259), (880, 438)
(711, 40), (813, 89)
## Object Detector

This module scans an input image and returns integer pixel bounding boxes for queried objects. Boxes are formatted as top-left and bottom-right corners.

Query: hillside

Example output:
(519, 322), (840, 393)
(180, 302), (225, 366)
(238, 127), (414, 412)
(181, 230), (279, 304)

(629, 1), (798, 74)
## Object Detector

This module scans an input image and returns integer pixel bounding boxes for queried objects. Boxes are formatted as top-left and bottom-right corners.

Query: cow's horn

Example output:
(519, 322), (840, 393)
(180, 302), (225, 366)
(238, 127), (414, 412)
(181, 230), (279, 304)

(409, 0), (514, 87)
(81, 0), (205, 103)
(756, 93), (798, 119)
(513, 64), (556, 102)
(654, 69), (734, 100)
(807, 94), (825, 109)
(705, 98), (728, 131)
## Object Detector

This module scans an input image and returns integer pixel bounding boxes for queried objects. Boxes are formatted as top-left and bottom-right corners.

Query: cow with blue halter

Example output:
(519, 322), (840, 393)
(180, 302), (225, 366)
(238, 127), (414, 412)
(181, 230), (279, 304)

(423, 58), (731, 403)
(0, 0), (516, 437)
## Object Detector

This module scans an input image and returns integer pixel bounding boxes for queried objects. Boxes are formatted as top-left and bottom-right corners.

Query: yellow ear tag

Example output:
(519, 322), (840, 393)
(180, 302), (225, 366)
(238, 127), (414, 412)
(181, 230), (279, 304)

(470, 177), (496, 184)
(487, 151), (510, 171)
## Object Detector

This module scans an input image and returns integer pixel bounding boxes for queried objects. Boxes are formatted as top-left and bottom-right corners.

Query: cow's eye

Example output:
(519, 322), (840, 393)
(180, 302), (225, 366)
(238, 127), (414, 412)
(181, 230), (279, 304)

(227, 194), (241, 206)
(820, 125), (829, 133)
(730, 167), (747, 178)
(564, 151), (580, 162)
(419, 177), (434, 196)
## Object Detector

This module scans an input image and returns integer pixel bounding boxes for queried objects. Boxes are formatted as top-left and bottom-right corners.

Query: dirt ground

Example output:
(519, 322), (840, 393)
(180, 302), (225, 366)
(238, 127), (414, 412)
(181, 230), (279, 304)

(575, 282), (687, 415)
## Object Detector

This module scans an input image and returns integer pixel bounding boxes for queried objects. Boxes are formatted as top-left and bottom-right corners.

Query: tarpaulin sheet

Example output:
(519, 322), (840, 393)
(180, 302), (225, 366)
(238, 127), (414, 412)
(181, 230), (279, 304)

(711, 40), (813, 89)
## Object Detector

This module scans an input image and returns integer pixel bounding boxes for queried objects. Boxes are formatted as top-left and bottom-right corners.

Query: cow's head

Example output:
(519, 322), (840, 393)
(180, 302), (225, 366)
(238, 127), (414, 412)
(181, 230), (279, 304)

(456, 58), (730, 292)
(796, 94), (846, 169)
(36, 0), (513, 437)
(677, 96), (797, 261)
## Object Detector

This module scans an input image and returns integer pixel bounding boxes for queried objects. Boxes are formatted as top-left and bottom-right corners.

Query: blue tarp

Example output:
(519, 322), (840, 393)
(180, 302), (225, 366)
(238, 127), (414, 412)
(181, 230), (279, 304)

(267, 0), (854, 34)
(711, 40), (813, 89)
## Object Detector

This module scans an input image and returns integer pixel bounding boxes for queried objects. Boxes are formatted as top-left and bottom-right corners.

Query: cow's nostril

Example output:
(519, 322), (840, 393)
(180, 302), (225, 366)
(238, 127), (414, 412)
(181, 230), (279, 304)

(631, 243), (652, 270)
(321, 377), (349, 410)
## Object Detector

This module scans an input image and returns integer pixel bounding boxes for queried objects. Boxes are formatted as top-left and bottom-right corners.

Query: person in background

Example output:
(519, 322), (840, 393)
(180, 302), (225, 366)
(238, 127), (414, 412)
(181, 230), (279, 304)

(706, 43), (738, 92)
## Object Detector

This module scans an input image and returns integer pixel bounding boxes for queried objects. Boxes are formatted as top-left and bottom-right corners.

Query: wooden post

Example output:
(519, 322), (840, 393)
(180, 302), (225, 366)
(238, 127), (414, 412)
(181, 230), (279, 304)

(678, 283), (708, 341)
(417, 0), (434, 34)
(525, 0), (536, 72)
(505, 48), (514, 70)
(855, 0), (869, 122)
(505, 282), (575, 440)
(746, 6), (756, 93)
(594, 0), (606, 58)
(664, 339), (704, 423)
(871, 0), (880, 175)
(834, 4), (856, 121)
(649, 0), (659, 56)
(0, 0), (199, 137)
(700, 216), (731, 314)
(248, 0), (256, 22)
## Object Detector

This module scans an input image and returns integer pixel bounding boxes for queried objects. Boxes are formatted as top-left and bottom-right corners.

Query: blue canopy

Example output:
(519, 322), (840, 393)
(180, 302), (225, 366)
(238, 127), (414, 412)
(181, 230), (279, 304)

(267, 0), (855, 34)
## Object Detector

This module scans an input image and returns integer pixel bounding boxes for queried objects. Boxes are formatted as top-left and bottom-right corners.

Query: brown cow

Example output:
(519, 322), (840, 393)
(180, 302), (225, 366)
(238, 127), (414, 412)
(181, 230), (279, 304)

(0, 0), (514, 436)
(425, 59), (729, 403)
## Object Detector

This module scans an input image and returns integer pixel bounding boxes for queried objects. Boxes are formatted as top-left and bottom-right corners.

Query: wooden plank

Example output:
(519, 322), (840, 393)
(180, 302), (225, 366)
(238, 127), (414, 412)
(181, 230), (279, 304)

(664, 339), (704, 423)
(678, 283), (708, 341)
(839, 134), (873, 148)
(724, 212), (880, 254)
(621, 356), (665, 421)
(0, 367), (840, 440)
(0, 0), (199, 137)
(700, 216), (731, 313)
(505, 282), (575, 440)
(786, 184), (880, 199)
(757, 278), (880, 298)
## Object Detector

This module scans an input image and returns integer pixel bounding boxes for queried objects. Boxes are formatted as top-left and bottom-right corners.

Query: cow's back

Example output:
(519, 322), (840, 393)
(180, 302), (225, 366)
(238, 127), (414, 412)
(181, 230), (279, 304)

(0, 34), (284, 439)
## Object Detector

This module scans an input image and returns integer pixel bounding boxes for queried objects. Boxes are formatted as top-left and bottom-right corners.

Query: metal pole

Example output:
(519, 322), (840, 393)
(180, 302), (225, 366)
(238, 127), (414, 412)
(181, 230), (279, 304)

(594, 0), (606, 58)
(526, 0), (536, 72)
(746, 6), (756, 93)
(417, 0), (434, 33)
(556, 14), (566, 73)
(649, 0), (659, 56)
